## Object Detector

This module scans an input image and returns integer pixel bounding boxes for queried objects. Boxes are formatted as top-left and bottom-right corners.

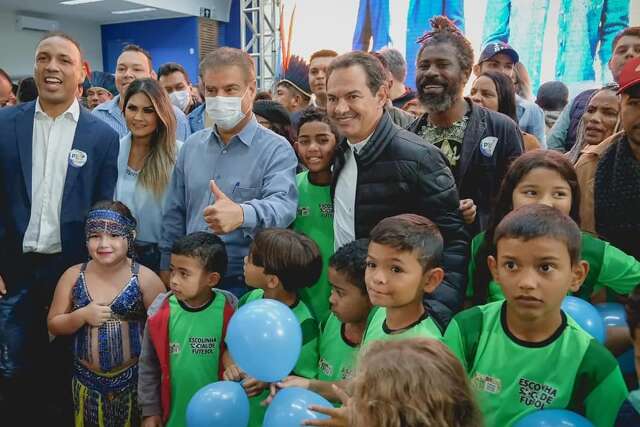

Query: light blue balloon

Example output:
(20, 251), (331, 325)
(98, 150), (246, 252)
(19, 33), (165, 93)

(226, 298), (302, 382)
(514, 409), (594, 427)
(595, 303), (636, 375)
(595, 303), (627, 327)
(186, 381), (249, 427)
(263, 387), (332, 427)
(561, 296), (606, 343)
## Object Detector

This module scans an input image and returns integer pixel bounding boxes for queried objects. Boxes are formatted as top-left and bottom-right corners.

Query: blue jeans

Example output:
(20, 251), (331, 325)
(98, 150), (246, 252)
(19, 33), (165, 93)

(0, 252), (72, 424)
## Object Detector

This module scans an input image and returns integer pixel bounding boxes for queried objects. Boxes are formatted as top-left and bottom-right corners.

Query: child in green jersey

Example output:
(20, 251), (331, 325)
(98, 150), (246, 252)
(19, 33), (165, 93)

(271, 239), (372, 404)
(224, 228), (322, 427)
(361, 214), (446, 346)
(445, 204), (628, 427)
(292, 108), (339, 323)
(138, 232), (236, 427)
(467, 150), (640, 307)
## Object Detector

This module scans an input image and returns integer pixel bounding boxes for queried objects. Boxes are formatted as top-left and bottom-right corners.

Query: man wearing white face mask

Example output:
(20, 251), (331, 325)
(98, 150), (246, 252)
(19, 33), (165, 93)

(159, 47), (298, 299)
(158, 62), (201, 115)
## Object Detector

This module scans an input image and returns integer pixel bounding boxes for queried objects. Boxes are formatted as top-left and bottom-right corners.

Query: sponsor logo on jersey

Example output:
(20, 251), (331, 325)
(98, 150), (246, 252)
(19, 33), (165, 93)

(189, 336), (217, 355)
(319, 357), (333, 376)
(518, 377), (558, 409)
(169, 342), (181, 355)
(471, 373), (502, 394)
(297, 206), (310, 217)
(319, 203), (333, 217)
(340, 367), (354, 380)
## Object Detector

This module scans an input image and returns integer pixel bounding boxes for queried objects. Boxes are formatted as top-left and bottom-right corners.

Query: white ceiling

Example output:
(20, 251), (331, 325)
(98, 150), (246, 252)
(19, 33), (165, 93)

(0, 0), (189, 24)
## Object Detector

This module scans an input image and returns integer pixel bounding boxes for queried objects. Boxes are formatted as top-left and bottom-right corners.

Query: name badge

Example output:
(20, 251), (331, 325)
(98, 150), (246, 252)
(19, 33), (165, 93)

(480, 137), (498, 158)
(69, 149), (87, 168)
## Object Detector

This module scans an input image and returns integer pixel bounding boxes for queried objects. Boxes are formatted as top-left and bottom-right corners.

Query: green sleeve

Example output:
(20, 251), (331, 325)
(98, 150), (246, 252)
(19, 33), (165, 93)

(597, 242), (640, 295)
(443, 319), (468, 371)
(443, 307), (484, 373)
(293, 318), (320, 379)
(466, 233), (485, 299)
(584, 368), (628, 427)
(570, 340), (628, 427)
(238, 291), (252, 307)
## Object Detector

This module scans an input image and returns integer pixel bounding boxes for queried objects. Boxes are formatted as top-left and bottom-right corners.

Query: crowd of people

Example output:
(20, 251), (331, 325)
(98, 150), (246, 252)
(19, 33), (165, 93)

(0, 14), (639, 427)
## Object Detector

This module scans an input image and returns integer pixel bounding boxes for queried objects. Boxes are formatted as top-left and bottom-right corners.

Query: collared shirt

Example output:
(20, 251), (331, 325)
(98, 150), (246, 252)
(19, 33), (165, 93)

(333, 135), (371, 250)
(516, 94), (547, 148)
(23, 98), (80, 253)
(160, 115), (298, 275)
(115, 133), (183, 244)
(93, 94), (191, 141)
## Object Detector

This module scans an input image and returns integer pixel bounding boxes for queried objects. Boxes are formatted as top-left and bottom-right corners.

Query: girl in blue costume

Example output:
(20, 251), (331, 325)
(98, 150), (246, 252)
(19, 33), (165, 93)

(48, 201), (165, 426)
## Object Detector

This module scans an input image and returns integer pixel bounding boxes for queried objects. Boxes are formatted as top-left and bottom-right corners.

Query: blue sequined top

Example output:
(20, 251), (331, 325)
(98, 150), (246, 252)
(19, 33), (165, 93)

(72, 262), (146, 372)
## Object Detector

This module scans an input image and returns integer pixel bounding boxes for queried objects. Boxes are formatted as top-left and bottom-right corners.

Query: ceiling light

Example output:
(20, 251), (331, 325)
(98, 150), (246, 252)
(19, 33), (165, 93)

(112, 7), (156, 14)
(60, 0), (104, 5)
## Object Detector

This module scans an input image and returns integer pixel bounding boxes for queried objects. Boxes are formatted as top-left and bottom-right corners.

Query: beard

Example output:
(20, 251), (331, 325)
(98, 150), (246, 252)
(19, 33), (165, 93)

(416, 76), (462, 113)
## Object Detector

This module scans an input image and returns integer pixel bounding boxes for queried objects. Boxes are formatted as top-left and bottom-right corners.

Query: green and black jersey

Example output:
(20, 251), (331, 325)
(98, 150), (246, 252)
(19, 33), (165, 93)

(444, 301), (628, 427)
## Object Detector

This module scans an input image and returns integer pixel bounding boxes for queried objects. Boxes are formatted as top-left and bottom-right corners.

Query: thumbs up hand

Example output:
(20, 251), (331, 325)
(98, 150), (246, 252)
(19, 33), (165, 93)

(204, 180), (244, 234)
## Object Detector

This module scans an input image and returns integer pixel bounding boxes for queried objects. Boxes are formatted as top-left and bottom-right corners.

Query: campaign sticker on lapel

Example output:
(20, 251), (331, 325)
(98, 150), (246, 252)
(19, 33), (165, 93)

(68, 149), (88, 168)
(480, 137), (498, 158)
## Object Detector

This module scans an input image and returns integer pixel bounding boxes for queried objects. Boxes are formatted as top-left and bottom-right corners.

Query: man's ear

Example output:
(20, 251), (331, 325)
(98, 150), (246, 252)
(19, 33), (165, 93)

(265, 273), (280, 290)
(472, 63), (482, 78)
(569, 260), (589, 294)
(488, 255), (499, 282)
(207, 271), (222, 287)
(423, 267), (444, 294)
(375, 83), (389, 108)
(292, 93), (302, 108)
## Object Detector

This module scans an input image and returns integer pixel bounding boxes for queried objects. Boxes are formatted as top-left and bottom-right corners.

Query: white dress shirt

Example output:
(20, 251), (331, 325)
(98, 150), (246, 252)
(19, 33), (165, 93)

(333, 135), (372, 250)
(23, 98), (80, 253)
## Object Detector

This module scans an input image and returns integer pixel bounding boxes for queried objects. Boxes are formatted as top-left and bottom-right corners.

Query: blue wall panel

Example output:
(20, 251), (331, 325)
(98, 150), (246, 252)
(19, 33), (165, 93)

(101, 17), (200, 83)
(218, 0), (241, 48)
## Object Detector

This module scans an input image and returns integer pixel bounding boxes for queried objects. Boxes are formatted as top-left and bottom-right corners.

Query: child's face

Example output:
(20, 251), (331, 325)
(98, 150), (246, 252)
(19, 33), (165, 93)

(243, 253), (271, 289)
(169, 254), (218, 304)
(295, 121), (337, 173)
(365, 242), (441, 308)
(328, 267), (372, 324)
(512, 168), (572, 216)
(86, 228), (129, 266)
(489, 236), (588, 322)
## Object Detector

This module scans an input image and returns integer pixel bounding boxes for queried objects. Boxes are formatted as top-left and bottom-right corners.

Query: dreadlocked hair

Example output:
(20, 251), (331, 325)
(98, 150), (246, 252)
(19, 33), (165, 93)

(417, 16), (473, 77)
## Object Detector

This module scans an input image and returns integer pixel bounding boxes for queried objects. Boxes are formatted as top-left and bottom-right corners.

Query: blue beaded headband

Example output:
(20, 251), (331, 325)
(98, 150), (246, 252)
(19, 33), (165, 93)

(85, 209), (136, 257)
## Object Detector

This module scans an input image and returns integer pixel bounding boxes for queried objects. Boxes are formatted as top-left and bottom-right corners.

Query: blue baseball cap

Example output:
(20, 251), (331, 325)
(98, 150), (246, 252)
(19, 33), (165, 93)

(479, 42), (519, 64)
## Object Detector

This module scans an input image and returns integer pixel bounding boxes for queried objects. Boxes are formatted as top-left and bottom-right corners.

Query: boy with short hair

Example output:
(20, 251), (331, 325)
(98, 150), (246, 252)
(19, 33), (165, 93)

(138, 232), (236, 427)
(292, 108), (340, 323)
(444, 204), (628, 427)
(362, 214), (446, 345)
(225, 228), (322, 426)
(273, 239), (373, 403)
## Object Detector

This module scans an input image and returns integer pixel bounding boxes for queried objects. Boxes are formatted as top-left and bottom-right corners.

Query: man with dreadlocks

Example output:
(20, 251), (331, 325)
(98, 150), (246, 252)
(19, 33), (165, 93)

(407, 16), (523, 233)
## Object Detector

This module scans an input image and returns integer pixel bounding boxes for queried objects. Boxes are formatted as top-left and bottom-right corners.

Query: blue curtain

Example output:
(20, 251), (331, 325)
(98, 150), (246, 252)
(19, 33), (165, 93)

(405, 0), (465, 89)
(352, 0), (392, 52)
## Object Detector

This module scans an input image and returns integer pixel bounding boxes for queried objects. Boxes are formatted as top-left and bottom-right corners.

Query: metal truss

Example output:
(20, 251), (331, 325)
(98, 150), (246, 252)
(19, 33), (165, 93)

(240, 0), (280, 90)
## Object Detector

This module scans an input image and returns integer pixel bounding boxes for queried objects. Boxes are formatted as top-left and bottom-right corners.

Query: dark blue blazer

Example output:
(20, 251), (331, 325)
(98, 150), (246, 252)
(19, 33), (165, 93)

(0, 101), (119, 271)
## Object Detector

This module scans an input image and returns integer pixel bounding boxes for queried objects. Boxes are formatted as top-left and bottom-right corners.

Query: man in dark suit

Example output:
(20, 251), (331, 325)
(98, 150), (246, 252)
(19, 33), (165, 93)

(0, 32), (118, 423)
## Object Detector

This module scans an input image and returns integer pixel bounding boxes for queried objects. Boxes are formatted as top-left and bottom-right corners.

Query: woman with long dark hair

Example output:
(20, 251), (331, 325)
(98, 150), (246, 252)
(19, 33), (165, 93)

(115, 78), (181, 272)
(467, 150), (640, 307)
(470, 71), (541, 152)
